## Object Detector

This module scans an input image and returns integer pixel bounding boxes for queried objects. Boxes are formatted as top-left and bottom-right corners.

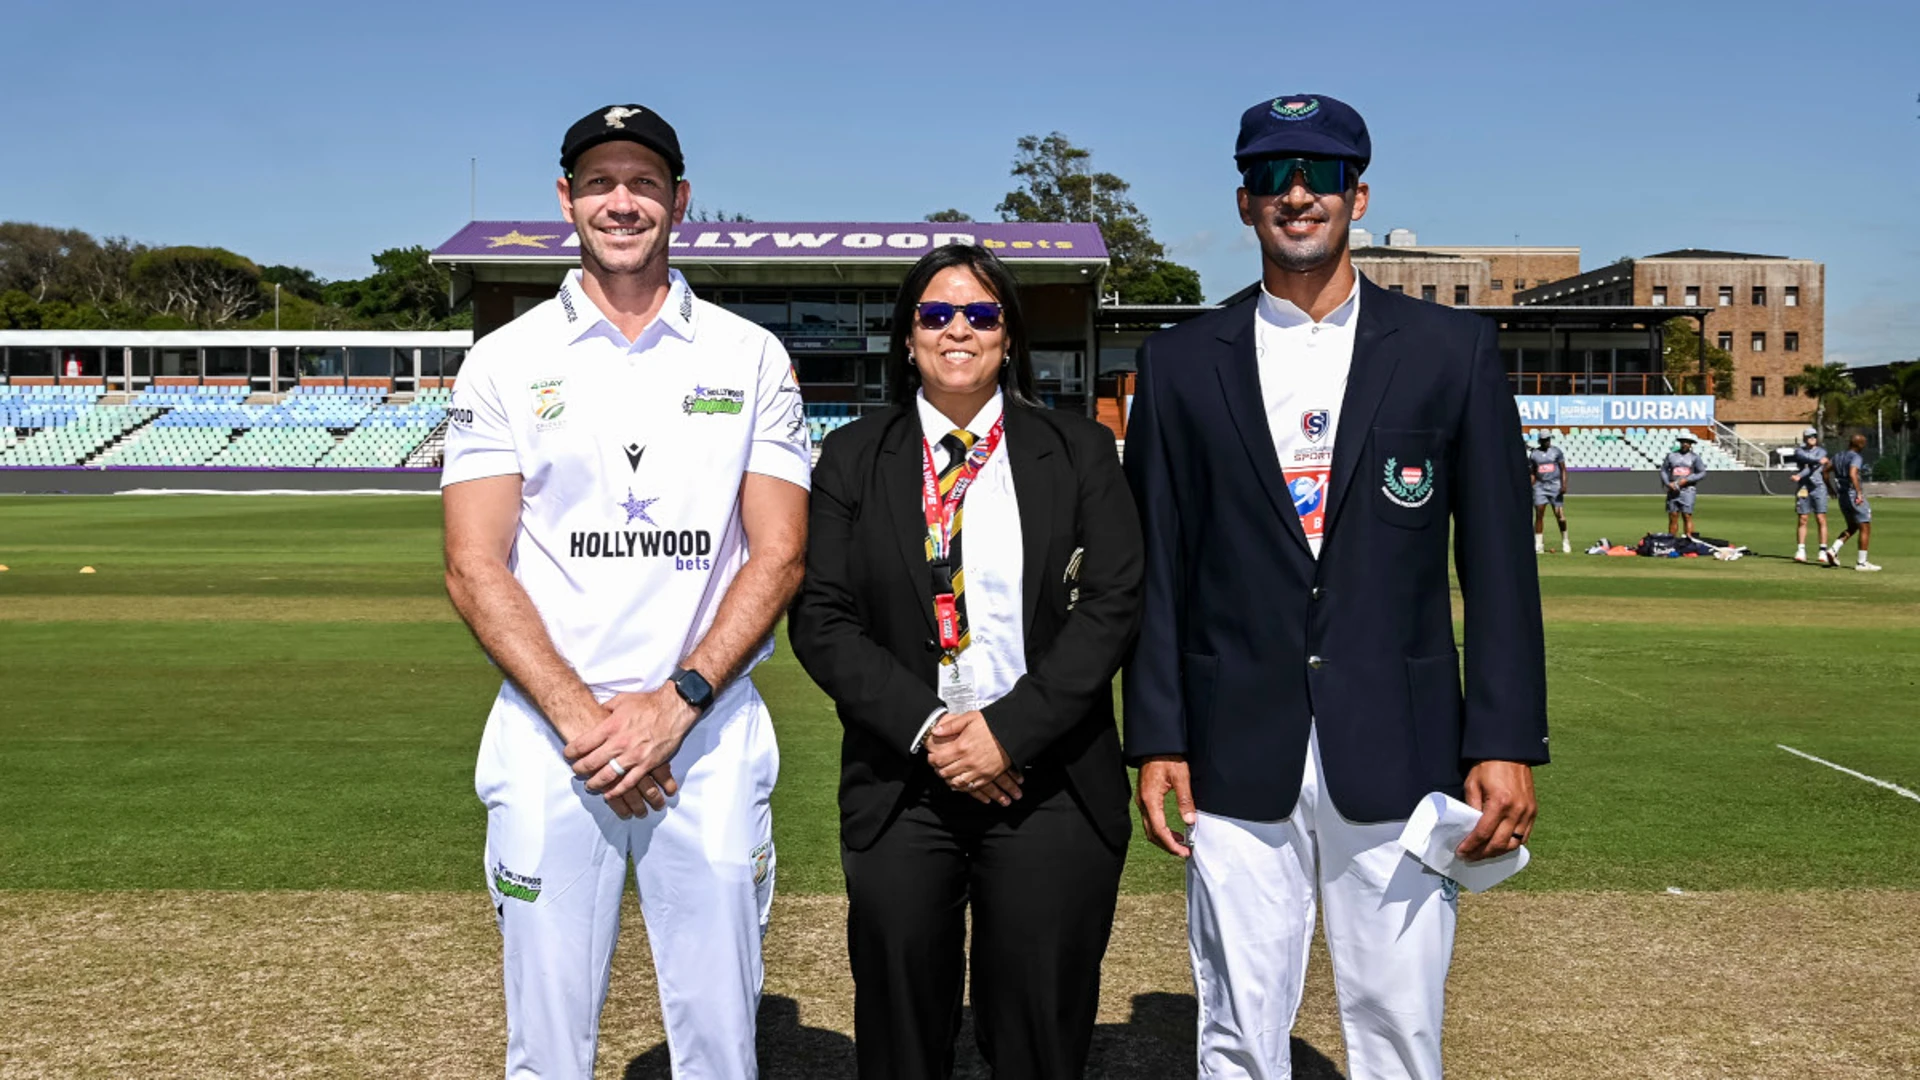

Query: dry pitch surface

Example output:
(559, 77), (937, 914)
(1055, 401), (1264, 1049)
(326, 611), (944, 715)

(5, 890), (1917, 1078)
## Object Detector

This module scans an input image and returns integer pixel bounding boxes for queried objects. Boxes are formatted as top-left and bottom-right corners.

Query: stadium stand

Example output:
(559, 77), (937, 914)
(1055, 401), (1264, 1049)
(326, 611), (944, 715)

(0, 386), (159, 466)
(804, 402), (863, 445)
(1524, 427), (1745, 471)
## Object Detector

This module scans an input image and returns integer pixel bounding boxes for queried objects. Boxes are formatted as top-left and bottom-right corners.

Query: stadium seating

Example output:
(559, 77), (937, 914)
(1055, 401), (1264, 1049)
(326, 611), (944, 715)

(0, 387), (159, 466)
(804, 402), (864, 445)
(1523, 427), (1746, 471)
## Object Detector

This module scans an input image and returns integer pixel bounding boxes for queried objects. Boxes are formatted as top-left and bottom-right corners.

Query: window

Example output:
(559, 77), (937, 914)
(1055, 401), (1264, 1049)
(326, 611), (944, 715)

(1718, 286), (1733, 306)
(1785, 380), (1799, 397)
(1491, 279), (1504, 291)
(1454, 285), (1470, 305)
(1717, 332), (1733, 351)
(1750, 377), (1766, 397)
(1784, 332), (1800, 352)
(1513, 278), (1527, 290)
(1751, 332), (1766, 353)
(1421, 284), (1437, 302)
(1751, 286), (1767, 306)
(1784, 286), (1800, 307)
(1652, 286), (1668, 306)
(1684, 287), (1700, 306)
(1388, 284), (1404, 294)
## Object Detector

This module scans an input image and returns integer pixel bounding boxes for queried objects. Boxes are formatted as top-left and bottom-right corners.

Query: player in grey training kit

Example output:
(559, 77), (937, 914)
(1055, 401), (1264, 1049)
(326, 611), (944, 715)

(1528, 432), (1570, 554)
(1661, 433), (1707, 537)
(1824, 433), (1881, 571)
(1789, 427), (1832, 564)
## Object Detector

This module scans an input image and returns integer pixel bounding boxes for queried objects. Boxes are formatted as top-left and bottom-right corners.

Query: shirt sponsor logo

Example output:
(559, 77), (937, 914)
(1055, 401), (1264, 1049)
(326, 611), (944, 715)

(448, 407), (475, 425)
(1672, 465), (1692, 477)
(1284, 466), (1330, 538)
(683, 384), (745, 416)
(493, 861), (542, 903)
(619, 489), (659, 525)
(1382, 457), (1436, 508)
(568, 528), (713, 570)
(1301, 408), (1330, 444)
(1537, 462), (1557, 475)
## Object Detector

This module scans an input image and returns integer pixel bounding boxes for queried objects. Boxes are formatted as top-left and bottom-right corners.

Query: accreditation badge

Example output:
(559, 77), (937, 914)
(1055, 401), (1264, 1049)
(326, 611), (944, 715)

(939, 662), (978, 715)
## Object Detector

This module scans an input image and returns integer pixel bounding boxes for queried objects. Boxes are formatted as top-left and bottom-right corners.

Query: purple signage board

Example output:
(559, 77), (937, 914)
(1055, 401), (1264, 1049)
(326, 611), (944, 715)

(432, 221), (1107, 261)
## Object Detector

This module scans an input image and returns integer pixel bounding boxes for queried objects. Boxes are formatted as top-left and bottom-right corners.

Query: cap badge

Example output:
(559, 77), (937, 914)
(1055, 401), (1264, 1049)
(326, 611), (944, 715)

(1271, 98), (1321, 121)
(603, 106), (644, 129)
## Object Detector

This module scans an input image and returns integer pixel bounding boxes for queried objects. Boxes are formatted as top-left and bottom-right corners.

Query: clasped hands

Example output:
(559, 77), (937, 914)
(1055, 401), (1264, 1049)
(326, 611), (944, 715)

(561, 684), (699, 820)
(926, 710), (1023, 807)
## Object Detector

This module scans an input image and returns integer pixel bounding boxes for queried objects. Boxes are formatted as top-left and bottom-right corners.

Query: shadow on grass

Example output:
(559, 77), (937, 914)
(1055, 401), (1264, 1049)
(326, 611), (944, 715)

(622, 991), (1345, 1078)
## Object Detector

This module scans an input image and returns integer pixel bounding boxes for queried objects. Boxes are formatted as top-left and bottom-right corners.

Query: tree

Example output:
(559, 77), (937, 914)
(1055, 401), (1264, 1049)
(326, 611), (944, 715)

(322, 246), (453, 330)
(996, 132), (1202, 304)
(129, 246), (265, 326)
(924, 209), (973, 223)
(60, 235), (145, 308)
(260, 264), (326, 302)
(0, 222), (92, 302)
(1784, 362), (1857, 438)
(687, 207), (753, 222)
(1659, 318), (1734, 399)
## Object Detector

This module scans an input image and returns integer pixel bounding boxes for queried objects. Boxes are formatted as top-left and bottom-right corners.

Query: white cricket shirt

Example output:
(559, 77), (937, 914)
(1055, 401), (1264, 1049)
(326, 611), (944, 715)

(1255, 275), (1361, 558)
(442, 268), (812, 695)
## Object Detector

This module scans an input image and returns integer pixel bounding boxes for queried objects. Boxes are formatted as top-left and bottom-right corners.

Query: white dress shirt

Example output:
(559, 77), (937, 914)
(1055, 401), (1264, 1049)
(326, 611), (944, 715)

(908, 389), (1027, 752)
(1254, 275), (1361, 559)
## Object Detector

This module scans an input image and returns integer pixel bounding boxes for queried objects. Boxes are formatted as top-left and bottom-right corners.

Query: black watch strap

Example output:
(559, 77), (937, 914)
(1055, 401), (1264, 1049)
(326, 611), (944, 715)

(670, 666), (715, 713)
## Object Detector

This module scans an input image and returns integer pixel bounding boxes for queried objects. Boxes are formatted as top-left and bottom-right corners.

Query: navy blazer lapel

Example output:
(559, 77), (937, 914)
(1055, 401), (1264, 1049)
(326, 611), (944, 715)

(1325, 279), (1404, 537)
(877, 407), (938, 637)
(1215, 309), (1313, 557)
(1003, 405), (1056, 632)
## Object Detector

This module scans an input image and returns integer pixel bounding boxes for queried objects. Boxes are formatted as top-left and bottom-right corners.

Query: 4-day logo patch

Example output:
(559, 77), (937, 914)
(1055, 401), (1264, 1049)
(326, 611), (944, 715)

(1271, 97), (1321, 121)
(1301, 408), (1330, 444)
(683, 385), (746, 416)
(1382, 457), (1436, 508)
(750, 840), (772, 887)
(529, 379), (567, 428)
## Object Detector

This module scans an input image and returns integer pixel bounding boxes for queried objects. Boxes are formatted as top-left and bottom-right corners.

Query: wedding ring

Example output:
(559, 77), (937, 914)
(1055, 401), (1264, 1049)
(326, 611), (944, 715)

(608, 757), (628, 778)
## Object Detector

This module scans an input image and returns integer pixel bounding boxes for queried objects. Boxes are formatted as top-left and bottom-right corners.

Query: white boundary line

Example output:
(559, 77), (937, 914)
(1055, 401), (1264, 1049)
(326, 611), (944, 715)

(1776, 744), (1920, 805)
(1574, 672), (1653, 703)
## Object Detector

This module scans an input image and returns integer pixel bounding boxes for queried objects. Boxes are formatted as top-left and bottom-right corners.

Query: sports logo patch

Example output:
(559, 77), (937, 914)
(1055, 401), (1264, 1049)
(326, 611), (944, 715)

(683, 385), (746, 416)
(493, 861), (542, 904)
(1301, 408), (1330, 444)
(750, 840), (772, 887)
(1382, 457), (1436, 508)
(1284, 467), (1330, 539)
(529, 379), (566, 424)
(1271, 97), (1321, 121)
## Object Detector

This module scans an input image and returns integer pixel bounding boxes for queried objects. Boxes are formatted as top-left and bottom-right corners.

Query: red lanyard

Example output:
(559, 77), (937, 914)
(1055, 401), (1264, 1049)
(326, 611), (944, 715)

(921, 415), (1005, 650)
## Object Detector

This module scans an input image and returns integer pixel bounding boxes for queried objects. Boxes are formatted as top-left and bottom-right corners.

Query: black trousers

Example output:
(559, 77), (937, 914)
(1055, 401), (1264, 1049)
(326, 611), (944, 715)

(841, 771), (1125, 1080)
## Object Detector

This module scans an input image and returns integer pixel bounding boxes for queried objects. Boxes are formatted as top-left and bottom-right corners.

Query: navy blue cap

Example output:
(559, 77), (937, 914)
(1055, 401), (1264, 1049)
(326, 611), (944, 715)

(1235, 94), (1371, 174)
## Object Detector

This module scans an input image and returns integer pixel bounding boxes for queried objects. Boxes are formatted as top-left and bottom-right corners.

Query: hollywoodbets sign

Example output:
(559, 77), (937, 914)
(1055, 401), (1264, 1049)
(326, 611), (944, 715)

(570, 528), (713, 570)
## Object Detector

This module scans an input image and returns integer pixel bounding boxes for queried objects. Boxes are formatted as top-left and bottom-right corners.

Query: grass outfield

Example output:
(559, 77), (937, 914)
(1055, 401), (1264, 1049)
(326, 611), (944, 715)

(0, 493), (1916, 897)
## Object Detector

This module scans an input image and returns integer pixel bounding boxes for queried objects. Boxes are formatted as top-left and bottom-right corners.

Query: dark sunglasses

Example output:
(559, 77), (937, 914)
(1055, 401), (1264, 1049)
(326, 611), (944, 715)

(915, 301), (1004, 332)
(1243, 157), (1353, 197)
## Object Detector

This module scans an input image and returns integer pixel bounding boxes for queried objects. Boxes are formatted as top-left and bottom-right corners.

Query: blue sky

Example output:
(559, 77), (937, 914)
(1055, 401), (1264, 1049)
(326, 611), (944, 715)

(7, 0), (1916, 365)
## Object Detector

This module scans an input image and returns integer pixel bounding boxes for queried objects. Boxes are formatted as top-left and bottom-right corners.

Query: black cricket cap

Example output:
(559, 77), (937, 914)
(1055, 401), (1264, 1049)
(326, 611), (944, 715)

(560, 105), (684, 179)
(1235, 94), (1371, 175)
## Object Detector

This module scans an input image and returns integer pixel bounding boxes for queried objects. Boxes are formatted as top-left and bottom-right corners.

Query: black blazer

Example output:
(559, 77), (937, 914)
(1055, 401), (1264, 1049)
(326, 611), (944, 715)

(789, 401), (1143, 852)
(1122, 277), (1549, 824)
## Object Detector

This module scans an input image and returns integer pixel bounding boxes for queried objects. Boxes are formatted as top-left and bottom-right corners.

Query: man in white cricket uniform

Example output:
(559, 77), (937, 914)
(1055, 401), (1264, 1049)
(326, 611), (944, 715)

(442, 105), (811, 1080)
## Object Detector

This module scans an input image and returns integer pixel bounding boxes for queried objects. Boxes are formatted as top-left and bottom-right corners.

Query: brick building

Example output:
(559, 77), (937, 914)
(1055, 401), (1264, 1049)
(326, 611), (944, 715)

(1516, 250), (1823, 436)
(1352, 244), (1581, 306)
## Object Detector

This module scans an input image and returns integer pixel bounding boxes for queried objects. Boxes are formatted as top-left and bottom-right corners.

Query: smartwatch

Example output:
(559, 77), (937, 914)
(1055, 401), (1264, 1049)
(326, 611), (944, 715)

(669, 666), (715, 714)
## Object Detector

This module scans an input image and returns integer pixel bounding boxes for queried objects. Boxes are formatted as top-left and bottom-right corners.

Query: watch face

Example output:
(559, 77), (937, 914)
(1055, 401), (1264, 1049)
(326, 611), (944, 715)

(675, 668), (713, 708)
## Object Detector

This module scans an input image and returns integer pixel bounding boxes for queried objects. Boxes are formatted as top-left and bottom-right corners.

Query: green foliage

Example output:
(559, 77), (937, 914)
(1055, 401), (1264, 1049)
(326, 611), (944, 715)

(996, 132), (1203, 304)
(686, 207), (753, 223)
(129, 246), (265, 326)
(260, 264), (326, 302)
(1785, 363), (1858, 438)
(322, 246), (457, 330)
(1661, 318), (1736, 399)
(924, 208), (973, 223)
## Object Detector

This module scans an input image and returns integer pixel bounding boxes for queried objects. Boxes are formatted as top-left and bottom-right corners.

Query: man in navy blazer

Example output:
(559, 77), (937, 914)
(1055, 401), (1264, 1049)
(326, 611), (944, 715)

(1123, 94), (1548, 1079)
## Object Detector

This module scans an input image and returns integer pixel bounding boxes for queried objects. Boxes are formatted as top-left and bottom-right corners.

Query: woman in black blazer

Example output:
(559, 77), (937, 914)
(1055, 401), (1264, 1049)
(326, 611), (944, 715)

(788, 244), (1143, 1079)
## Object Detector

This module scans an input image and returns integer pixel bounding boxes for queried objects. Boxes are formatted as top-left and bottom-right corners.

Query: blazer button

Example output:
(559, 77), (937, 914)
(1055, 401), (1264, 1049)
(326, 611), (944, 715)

(1308, 655), (1325, 670)
(1310, 586), (1325, 602)
(925, 639), (939, 653)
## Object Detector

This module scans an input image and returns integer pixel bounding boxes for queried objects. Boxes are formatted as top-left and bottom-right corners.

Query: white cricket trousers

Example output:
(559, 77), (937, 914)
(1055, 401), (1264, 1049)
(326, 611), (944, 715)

(477, 679), (779, 1080)
(1188, 728), (1457, 1080)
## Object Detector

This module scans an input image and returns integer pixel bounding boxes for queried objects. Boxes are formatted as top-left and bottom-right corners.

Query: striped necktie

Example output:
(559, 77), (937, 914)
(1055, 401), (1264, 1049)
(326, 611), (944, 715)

(931, 428), (978, 658)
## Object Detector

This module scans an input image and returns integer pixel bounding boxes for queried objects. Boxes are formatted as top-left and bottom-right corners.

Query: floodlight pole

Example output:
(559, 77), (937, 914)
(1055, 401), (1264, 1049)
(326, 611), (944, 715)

(274, 283), (282, 332)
